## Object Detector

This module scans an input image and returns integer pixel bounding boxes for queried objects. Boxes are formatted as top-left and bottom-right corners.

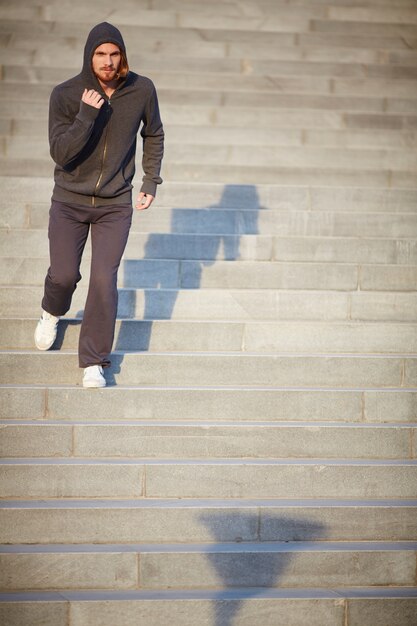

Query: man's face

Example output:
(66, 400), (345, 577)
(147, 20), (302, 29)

(92, 43), (121, 83)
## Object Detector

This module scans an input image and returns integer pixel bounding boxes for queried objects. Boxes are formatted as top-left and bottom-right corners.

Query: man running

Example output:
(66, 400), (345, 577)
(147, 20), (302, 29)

(34, 22), (164, 388)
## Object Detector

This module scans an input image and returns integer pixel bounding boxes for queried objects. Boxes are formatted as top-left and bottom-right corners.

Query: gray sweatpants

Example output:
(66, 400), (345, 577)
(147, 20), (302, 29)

(42, 200), (133, 368)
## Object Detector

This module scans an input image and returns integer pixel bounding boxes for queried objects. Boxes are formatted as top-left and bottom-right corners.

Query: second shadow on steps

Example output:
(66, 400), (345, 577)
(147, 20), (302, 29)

(186, 513), (326, 626)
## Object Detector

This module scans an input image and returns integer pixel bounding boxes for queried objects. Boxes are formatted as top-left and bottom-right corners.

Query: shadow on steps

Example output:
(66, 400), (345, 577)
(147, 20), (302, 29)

(198, 512), (326, 626)
(114, 183), (264, 356)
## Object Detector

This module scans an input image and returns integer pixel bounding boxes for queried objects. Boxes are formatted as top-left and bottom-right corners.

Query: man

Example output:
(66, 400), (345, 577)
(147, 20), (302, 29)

(34, 22), (164, 388)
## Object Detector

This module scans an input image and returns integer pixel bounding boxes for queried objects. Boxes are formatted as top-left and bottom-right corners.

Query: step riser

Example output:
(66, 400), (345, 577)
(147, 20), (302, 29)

(2, 234), (417, 267)
(4, 207), (417, 237)
(1, 424), (414, 460)
(2, 4), (417, 30)
(2, 159), (417, 189)
(0, 353), (414, 388)
(2, 319), (417, 354)
(1, 177), (416, 211)
(3, 42), (417, 69)
(1, 464), (416, 498)
(4, 84), (417, 109)
(7, 25), (417, 59)
(7, 140), (417, 170)
(2, 103), (417, 135)
(4, 64), (417, 94)
(2, 597), (417, 626)
(4, 23), (417, 62)
(146, 465), (417, 499)
(2, 506), (417, 543)
(4, 124), (417, 152)
(2, 288), (417, 322)
(166, 164), (417, 188)
(2, 259), (416, 292)
(2, 387), (415, 424)
(0, 549), (415, 591)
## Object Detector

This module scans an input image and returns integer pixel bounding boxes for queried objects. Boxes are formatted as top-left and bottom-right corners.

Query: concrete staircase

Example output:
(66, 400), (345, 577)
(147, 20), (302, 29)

(1, 0), (417, 624)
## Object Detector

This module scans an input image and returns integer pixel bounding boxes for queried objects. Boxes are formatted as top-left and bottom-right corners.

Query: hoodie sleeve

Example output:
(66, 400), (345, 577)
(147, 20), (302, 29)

(49, 86), (101, 168)
(140, 83), (164, 197)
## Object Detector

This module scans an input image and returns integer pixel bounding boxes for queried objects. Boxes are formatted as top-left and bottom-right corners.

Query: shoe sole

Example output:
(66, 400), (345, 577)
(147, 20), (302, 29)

(83, 380), (106, 389)
(34, 341), (55, 351)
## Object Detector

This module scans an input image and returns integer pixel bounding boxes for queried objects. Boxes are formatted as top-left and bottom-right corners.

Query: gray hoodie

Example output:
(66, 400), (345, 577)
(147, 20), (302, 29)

(49, 22), (164, 206)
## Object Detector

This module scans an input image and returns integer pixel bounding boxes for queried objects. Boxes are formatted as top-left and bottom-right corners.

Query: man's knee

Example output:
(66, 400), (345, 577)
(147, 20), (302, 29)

(47, 268), (81, 291)
(89, 270), (117, 294)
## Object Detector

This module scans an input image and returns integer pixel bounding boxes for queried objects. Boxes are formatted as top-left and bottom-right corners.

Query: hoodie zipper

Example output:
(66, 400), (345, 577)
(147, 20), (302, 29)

(92, 97), (112, 206)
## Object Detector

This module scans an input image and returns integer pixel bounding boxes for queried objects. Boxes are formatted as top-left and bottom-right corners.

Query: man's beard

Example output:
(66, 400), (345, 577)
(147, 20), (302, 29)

(98, 67), (118, 81)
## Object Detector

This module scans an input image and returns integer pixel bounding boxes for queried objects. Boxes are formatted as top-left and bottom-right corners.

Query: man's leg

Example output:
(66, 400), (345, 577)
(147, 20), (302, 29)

(78, 204), (132, 369)
(42, 201), (90, 316)
(36, 201), (90, 351)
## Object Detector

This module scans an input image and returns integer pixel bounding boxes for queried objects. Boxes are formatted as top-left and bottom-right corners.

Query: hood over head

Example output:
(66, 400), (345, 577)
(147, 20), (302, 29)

(82, 22), (127, 79)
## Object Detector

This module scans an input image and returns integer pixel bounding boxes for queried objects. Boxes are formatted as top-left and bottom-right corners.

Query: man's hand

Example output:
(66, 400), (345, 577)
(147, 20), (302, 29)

(82, 88), (104, 109)
(135, 192), (154, 210)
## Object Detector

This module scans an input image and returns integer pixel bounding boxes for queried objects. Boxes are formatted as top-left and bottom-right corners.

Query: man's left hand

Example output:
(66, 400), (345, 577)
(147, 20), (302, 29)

(135, 192), (154, 210)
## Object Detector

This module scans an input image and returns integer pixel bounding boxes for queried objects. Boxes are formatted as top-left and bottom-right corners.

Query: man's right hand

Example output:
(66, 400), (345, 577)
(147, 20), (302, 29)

(82, 88), (104, 109)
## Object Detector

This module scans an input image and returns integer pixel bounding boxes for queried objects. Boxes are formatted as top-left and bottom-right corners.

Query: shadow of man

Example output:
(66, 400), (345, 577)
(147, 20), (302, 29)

(114, 184), (265, 361)
(199, 511), (326, 626)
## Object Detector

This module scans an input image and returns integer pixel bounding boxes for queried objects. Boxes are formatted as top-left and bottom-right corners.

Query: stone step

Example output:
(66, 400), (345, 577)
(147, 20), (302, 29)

(5, 0), (415, 25)
(162, 145), (417, 171)
(9, 268), (417, 317)
(163, 162), (417, 188)
(5, 172), (417, 227)
(2, 258), (416, 292)
(1, 589), (417, 626)
(0, 177), (415, 212)
(2, 158), (415, 188)
(5, 203), (417, 235)
(5, 137), (417, 171)
(9, 7), (405, 37)
(1, 420), (415, 460)
(4, 60), (417, 89)
(2, 98), (417, 133)
(314, 13), (417, 31)
(2, 0), (417, 25)
(160, 185), (417, 212)
(3, 29), (417, 68)
(298, 31), (417, 51)
(5, 81), (413, 109)
(2, 208), (417, 242)
(3, 35), (417, 75)
(1, 458), (417, 498)
(0, 351), (415, 388)
(3, 286), (417, 322)
(3, 318), (417, 354)
(3, 121), (417, 152)
(147, 47), (417, 70)
(4, 64), (417, 98)
(2, 385), (415, 424)
(1, 498), (417, 544)
(3, 7), (308, 33)
(1, 235), (416, 267)
(307, 8), (417, 26)
(8, 38), (417, 76)
(40, 0), (417, 11)
(1, 541), (416, 591)
(2, 21), (416, 56)
(32, 3), (417, 34)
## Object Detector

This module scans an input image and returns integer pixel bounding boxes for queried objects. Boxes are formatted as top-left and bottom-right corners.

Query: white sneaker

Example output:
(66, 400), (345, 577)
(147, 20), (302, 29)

(34, 309), (59, 350)
(83, 365), (106, 388)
